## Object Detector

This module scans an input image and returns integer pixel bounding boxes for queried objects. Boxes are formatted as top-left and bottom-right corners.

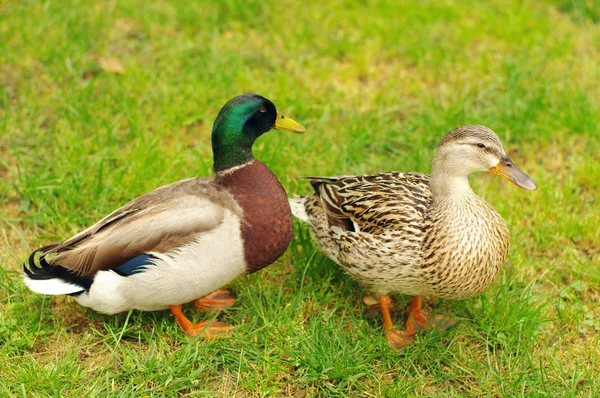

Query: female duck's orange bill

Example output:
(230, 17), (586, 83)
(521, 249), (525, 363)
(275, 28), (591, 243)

(488, 155), (537, 191)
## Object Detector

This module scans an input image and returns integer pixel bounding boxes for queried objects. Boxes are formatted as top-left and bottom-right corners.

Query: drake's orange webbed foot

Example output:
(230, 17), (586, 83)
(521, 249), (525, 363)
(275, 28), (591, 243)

(170, 304), (234, 338)
(185, 319), (234, 338)
(193, 289), (237, 311)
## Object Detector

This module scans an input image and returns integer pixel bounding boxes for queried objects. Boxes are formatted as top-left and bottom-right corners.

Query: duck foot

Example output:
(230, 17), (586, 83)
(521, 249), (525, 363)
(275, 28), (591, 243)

(193, 289), (237, 311)
(416, 313), (457, 332)
(362, 294), (379, 307)
(378, 294), (409, 349)
(386, 329), (416, 348)
(184, 320), (234, 338)
(378, 295), (456, 349)
(385, 315), (456, 349)
(405, 296), (457, 332)
(169, 304), (234, 338)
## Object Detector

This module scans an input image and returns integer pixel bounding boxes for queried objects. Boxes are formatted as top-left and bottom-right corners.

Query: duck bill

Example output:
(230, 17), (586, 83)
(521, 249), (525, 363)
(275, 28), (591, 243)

(272, 112), (305, 133)
(488, 156), (537, 191)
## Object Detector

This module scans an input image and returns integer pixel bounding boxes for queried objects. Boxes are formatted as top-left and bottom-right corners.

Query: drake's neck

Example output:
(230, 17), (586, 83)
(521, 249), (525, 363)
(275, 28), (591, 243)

(212, 142), (254, 173)
(215, 159), (256, 179)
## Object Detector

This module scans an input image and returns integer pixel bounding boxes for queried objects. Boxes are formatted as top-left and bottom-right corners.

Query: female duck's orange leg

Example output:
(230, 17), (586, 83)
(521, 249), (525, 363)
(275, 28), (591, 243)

(379, 295), (418, 348)
(169, 304), (234, 338)
(406, 295), (456, 331)
(407, 295), (428, 325)
(379, 295), (456, 348)
(193, 289), (237, 311)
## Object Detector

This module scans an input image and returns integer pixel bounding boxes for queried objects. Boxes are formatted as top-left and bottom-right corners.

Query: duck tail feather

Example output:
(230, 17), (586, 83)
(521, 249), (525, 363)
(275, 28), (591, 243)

(288, 196), (310, 223)
(23, 247), (90, 295)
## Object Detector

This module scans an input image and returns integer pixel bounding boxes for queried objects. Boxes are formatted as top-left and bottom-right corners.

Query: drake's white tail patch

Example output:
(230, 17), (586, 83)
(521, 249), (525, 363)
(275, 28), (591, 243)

(23, 275), (84, 295)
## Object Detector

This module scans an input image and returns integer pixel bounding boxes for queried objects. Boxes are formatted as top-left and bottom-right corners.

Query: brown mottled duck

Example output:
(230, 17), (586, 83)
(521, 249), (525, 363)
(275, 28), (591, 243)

(290, 125), (536, 348)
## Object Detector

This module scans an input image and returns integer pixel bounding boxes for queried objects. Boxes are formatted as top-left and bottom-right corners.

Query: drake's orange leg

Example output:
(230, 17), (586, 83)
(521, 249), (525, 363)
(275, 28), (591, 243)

(378, 295), (416, 348)
(193, 289), (237, 311)
(169, 305), (234, 338)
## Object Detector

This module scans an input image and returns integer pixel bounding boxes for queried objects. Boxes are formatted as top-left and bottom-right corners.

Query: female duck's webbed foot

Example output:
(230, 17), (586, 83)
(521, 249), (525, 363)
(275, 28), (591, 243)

(386, 327), (418, 348)
(193, 289), (237, 311)
(169, 304), (234, 338)
(378, 295), (456, 349)
(379, 295), (415, 349)
(362, 294), (379, 307)
(405, 295), (456, 332)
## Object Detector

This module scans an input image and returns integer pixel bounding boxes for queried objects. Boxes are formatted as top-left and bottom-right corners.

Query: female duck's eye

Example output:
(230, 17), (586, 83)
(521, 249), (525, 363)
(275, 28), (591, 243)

(476, 143), (486, 149)
(259, 106), (267, 113)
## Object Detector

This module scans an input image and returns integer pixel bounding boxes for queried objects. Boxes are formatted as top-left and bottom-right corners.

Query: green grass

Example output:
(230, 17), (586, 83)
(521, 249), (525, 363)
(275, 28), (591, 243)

(1, 0), (599, 395)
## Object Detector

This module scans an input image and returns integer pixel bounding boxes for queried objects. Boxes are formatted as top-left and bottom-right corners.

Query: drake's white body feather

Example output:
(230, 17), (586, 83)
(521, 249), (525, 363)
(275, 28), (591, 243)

(74, 209), (246, 314)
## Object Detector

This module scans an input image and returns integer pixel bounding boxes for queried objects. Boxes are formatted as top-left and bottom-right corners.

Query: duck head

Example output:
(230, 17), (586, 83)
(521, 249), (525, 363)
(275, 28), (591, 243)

(431, 125), (537, 196)
(211, 93), (305, 173)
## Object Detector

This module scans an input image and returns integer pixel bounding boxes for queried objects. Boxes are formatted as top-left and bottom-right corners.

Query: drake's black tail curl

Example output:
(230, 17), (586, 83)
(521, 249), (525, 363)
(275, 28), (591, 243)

(24, 246), (94, 294)
(24, 245), (58, 279)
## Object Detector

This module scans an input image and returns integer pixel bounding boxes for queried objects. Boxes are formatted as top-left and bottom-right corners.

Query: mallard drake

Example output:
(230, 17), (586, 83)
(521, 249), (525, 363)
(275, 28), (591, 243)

(23, 93), (305, 337)
(290, 125), (536, 348)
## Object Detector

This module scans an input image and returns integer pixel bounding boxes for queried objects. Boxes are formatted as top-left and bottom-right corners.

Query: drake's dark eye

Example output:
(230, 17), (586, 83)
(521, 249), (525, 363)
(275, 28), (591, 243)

(476, 143), (486, 149)
(259, 106), (267, 113)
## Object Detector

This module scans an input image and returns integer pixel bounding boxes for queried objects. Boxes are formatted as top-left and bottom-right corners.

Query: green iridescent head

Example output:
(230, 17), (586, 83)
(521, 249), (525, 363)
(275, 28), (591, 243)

(211, 93), (305, 172)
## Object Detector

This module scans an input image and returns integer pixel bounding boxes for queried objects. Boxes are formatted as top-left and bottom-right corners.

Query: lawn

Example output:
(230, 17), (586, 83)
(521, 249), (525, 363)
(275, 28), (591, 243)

(1, 0), (599, 396)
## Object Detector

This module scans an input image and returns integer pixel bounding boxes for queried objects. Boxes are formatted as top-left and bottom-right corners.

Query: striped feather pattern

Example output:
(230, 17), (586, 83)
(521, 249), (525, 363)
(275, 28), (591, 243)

(299, 171), (510, 299)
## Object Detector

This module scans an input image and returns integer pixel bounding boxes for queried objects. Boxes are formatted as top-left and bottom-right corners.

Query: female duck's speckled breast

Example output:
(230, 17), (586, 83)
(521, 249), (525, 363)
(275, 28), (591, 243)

(216, 160), (293, 273)
(419, 195), (510, 299)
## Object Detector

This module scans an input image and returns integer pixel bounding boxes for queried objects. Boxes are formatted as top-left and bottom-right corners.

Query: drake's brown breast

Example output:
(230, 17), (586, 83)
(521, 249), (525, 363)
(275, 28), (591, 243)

(216, 160), (293, 273)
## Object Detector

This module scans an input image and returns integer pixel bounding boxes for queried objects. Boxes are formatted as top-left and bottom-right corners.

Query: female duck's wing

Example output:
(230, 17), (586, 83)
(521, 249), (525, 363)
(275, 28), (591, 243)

(303, 172), (433, 277)
(308, 172), (432, 235)
(39, 177), (242, 275)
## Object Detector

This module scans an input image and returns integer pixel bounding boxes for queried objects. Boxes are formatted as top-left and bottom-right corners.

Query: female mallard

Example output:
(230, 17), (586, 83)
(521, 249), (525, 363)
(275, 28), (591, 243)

(23, 93), (305, 337)
(290, 125), (536, 348)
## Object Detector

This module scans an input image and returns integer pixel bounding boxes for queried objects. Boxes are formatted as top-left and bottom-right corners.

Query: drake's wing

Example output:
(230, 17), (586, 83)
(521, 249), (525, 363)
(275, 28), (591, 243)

(40, 177), (241, 275)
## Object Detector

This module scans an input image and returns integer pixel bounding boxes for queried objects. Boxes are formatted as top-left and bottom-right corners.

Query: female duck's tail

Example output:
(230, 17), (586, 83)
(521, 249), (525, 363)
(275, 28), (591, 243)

(288, 196), (310, 223)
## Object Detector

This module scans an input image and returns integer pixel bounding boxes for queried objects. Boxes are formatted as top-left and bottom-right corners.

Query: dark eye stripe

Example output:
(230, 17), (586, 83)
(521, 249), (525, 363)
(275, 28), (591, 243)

(469, 142), (502, 156)
(469, 142), (486, 149)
